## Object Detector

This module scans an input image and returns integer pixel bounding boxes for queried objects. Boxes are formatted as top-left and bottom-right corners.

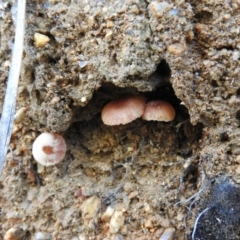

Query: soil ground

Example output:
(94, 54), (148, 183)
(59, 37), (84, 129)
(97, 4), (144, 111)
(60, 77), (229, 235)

(1, 0), (240, 239)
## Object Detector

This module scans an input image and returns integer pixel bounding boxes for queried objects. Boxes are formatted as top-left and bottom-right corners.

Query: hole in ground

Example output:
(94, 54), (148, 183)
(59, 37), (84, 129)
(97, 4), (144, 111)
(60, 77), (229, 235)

(63, 83), (203, 237)
(236, 110), (240, 120)
(236, 88), (240, 97)
(67, 82), (203, 175)
(69, 80), (202, 149)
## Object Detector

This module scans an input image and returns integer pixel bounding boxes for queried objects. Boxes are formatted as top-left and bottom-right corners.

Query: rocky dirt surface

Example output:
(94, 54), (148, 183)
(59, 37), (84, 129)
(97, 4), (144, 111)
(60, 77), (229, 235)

(1, 0), (240, 239)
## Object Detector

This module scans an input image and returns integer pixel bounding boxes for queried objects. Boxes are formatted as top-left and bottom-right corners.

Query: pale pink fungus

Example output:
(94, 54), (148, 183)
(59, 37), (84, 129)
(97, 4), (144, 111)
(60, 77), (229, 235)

(142, 100), (176, 122)
(101, 95), (146, 125)
(32, 132), (67, 166)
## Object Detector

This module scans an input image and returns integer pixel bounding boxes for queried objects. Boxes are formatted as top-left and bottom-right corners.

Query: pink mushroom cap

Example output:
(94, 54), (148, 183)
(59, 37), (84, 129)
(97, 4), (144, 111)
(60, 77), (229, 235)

(142, 100), (176, 122)
(32, 132), (67, 166)
(101, 95), (146, 125)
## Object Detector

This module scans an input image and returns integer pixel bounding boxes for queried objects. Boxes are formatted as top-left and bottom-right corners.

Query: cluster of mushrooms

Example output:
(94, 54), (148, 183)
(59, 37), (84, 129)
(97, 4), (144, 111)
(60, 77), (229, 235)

(32, 94), (175, 166)
(101, 94), (175, 125)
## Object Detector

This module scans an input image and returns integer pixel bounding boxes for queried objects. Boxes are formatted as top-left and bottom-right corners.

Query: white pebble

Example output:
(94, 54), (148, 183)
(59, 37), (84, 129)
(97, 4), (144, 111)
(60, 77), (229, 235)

(233, 51), (239, 61)
(79, 61), (88, 68)
(35, 232), (51, 240)
(81, 96), (87, 102)
(14, 107), (28, 123)
(101, 205), (114, 222)
(109, 210), (125, 234)
(159, 227), (175, 240)
(149, 1), (172, 18)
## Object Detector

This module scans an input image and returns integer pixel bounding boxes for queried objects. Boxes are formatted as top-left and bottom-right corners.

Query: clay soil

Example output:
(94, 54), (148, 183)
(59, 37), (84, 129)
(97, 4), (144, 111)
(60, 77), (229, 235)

(1, 0), (240, 240)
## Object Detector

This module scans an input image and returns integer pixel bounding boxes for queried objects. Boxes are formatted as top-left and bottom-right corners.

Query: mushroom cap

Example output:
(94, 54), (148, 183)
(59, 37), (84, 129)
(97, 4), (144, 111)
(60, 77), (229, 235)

(101, 95), (146, 125)
(142, 100), (175, 122)
(32, 132), (67, 166)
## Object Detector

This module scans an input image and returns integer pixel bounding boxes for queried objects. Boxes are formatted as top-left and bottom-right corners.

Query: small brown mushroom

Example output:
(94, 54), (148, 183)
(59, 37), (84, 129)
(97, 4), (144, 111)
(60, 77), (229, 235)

(101, 95), (146, 125)
(142, 100), (175, 122)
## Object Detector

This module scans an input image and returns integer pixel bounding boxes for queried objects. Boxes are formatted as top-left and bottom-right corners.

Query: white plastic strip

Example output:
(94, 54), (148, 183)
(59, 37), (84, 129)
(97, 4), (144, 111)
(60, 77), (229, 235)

(0, 0), (26, 175)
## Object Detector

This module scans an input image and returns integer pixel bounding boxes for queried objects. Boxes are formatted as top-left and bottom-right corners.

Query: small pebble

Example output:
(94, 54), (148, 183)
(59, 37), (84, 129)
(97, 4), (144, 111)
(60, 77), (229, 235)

(236, 155), (240, 163)
(106, 21), (114, 28)
(79, 61), (88, 68)
(159, 227), (175, 240)
(79, 233), (87, 240)
(233, 51), (239, 61)
(50, 97), (60, 104)
(128, 191), (138, 199)
(176, 212), (184, 221)
(80, 195), (101, 226)
(81, 96), (87, 103)
(35, 232), (52, 240)
(4, 228), (25, 240)
(169, 8), (179, 16)
(4, 60), (10, 68)
(14, 107), (28, 123)
(144, 203), (153, 213)
(109, 210), (125, 234)
(105, 30), (113, 39)
(101, 205), (114, 222)
(167, 42), (186, 55)
(75, 188), (84, 198)
(34, 33), (50, 47)
(159, 216), (170, 228)
(144, 219), (153, 229)
(127, 146), (134, 152)
(149, 1), (172, 18)
(236, 165), (240, 174)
